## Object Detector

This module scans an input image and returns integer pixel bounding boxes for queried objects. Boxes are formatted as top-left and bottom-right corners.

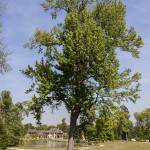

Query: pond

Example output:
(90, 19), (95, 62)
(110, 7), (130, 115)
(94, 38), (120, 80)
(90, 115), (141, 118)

(22, 140), (67, 148)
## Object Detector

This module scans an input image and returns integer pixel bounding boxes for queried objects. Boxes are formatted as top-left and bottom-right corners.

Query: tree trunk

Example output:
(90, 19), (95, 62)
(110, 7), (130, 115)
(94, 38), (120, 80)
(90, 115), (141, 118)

(67, 111), (79, 150)
(67, 130), (75, 150)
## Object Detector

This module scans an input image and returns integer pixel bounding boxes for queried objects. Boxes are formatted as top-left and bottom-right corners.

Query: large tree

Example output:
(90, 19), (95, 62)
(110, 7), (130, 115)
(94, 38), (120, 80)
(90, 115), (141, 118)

(23, 0), (143, 149)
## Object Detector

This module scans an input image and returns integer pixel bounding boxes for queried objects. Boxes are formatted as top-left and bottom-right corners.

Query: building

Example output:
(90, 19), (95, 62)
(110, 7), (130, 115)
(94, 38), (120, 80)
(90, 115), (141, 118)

(25, 128), (64, 140)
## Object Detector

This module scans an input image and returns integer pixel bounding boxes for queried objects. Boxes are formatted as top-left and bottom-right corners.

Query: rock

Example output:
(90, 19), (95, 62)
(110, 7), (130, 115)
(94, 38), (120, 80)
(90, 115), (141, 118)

(131, 139), (136, 142)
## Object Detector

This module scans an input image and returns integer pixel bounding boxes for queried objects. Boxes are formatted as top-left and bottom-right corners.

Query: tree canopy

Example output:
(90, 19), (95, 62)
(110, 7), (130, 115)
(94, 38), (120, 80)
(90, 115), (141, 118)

(23, 0), (143, 149)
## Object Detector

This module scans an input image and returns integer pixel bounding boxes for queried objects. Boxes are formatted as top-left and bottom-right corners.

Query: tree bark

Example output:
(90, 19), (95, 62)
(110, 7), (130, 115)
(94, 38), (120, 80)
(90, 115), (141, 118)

(67, 130), (75, 150)
(67, 110), (80, 150)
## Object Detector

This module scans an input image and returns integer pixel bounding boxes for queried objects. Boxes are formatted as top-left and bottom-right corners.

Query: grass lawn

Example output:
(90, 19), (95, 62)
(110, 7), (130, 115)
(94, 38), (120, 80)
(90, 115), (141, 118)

(19, 141), (150, 150)
(76, 141), (150, 150)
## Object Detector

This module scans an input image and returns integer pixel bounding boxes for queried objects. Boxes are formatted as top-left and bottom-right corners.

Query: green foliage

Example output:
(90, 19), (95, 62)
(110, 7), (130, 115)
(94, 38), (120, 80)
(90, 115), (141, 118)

(0, 91), (12, 112)
(83, 124), (97, 141)
(24, 123), (35, 134)
(96, 117), (116, 141)
(0, 90), (24, 148)
(0, 118), (8, 150)
(73, 107), (150, 142)
(134, 108), (150, 140)
(77, 106), (96, 141)
(36, 124), (56, 130)
(24, 0), (143, 124)
(115, 110), (132, 140)
(83, 105), (132, 141)
(57, 118), (68, 133)
(23, 0), (143, 149)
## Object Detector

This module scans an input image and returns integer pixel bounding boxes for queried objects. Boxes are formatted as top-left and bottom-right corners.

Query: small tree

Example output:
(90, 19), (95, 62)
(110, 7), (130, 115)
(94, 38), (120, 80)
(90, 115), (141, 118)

(23, 0), (143, 149)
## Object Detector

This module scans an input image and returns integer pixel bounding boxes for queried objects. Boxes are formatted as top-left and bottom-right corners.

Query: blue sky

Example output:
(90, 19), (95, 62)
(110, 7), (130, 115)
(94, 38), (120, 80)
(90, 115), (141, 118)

(0, 0), (150, 125)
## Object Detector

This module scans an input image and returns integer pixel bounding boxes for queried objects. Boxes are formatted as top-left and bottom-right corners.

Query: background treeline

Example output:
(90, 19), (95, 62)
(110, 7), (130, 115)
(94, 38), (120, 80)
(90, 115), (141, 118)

(0, 90), (150, 150)
(24, 118), (68, 134)
(77, 106), (150, 142)
(24, 104), (150, 142)
(0, 90), (69, 150)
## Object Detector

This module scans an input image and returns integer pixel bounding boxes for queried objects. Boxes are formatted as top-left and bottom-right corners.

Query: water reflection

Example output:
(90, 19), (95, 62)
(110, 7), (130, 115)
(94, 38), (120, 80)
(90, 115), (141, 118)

(23, 140), (67, 148)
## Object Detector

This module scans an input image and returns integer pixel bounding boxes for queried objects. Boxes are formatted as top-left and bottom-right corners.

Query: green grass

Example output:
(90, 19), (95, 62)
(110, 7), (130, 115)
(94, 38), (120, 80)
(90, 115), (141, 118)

(76, 141), (150, 150)
(18, 142), (150, 150)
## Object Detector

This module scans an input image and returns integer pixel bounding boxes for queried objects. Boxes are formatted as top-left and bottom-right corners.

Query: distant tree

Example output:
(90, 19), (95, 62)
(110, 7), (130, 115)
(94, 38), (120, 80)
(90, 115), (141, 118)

(134, 108), (150, 140)
(0, 2), (10, 74)
(24, 124), (57, 131)
(47, 125), (57, 130)
(95, 104), (132, 141)
(0, 91), (24, 147)
(75, 123), (96, 143)
(96, 117), (116, 141)
(77, 106), (96, 141)
(0, 3), (11, 147)
(24, 123), (35, 134)
(36, 124), (56, 130)
(57, 118), (68, 133)
(23, 0), (143, 149)
(96, 103), (117, 141)
(115, 108), (132, 140)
